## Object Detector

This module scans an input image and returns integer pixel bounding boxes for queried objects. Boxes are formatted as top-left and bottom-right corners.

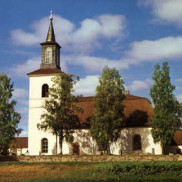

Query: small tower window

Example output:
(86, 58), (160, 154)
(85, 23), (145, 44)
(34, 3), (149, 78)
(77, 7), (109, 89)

(133, 135), (142, 151)
(41, 138), (48, 153)
(42, 84), (49, 97)
(45, 47), (52, 64)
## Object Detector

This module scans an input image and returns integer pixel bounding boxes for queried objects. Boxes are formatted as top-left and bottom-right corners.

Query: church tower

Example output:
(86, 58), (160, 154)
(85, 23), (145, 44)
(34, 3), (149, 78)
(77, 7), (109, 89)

(27, 11), (62, 155)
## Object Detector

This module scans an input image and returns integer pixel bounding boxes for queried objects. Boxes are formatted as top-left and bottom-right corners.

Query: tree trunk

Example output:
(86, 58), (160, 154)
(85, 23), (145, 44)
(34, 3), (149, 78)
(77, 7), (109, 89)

(161, 143), (165, 155)
(56, 134), (57, 155)
(107, 143), (111, 155)
(59, 134), (63, 155)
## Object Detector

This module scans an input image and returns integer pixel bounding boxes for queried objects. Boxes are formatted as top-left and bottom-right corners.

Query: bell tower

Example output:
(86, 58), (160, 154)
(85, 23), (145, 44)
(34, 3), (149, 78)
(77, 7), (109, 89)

(40, 10), (61, 69)
(28, 11), (62, 155)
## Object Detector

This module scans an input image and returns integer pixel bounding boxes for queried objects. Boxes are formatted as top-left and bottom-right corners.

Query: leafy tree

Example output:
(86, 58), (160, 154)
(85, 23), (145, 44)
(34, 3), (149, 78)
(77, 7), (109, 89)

(150, 62), (181, 154)
(90, 67), (125, 154)
(0, 73), (21, 155)
(37, 72), (81, 155)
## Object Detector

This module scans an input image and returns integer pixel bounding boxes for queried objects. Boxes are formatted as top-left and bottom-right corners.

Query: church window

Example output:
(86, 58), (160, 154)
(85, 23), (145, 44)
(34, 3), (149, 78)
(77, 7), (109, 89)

(133, 135), (142, 151)
(42, 84), (49, 97)
(45, 47), (52, 64)
(41, 138), (48, 153)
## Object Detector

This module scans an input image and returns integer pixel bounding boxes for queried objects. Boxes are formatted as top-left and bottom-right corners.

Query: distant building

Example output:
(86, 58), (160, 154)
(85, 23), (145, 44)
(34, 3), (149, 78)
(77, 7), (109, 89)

(166, 130), (182, 154)
(9, 137), (28, 156)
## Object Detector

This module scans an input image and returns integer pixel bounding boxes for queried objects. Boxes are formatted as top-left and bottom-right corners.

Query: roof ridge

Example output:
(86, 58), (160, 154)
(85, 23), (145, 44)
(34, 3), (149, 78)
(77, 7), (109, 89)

(77, 95), (148, 101)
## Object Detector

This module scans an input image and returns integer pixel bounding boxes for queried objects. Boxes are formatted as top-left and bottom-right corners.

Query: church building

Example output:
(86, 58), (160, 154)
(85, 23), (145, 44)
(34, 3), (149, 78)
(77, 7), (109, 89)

(27, 12), (163, 155)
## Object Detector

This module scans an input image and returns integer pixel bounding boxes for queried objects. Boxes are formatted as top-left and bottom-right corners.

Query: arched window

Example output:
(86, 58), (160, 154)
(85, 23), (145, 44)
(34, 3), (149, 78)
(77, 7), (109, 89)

(42, 84), (49, 97)
(41, 138), (48, 153)
(133, 135), (142, 151)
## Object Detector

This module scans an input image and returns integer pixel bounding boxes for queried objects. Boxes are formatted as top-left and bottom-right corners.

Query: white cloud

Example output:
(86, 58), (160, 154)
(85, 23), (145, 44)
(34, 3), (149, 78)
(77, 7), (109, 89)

(19, 130), (28, 137)
(9, 57), (40, 77)
(19, 115), (28, 125)
(10, 11), (182, 75)
(19, 100), (29, 106)
(9, 56), (68, 78)
(177, 95), (182, 103)
(74, 75), (99, 96)
(61, 36), (182, 72)
(13, 35), (182, 75)
(13, 88), (27, 99)
(176, 86), (182, 92)
(175, 78), (182, 83)
(63, 54), (129, 73)
(11, 29), (39, 46)
(127, 79), (152, 91)
(125, 36), (182, 64)
(16, 107), (28, 115)
(138, 0), (182, 27)
(11, 14), (126, 53)
(10, 34), (182, 77)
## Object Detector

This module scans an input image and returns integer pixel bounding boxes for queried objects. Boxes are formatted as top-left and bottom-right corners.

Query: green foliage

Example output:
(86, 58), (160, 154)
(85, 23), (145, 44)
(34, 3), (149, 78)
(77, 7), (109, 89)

(90, 67), (125, 153)
(0, 73), (21, 155)
(37, 72), (81, 154)
(92, 161), (182, 177)
(150, 62), (182, 153)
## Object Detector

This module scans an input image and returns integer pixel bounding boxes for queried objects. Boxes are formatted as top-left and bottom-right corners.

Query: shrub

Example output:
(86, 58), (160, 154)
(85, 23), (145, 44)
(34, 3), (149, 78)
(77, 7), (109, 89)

(92, 161), (182, 177)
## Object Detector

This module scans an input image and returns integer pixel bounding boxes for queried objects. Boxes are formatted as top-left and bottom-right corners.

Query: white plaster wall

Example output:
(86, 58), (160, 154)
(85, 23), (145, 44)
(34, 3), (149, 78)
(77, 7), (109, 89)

(62, 128), (162, 155)
(29, 75), (54, 99)
(118, 127), (162, 155)
(9, 148), (28, 156)
(53, 130), (98, 155)
(16, 148), (28, 156)
(28, 75), (58, 155)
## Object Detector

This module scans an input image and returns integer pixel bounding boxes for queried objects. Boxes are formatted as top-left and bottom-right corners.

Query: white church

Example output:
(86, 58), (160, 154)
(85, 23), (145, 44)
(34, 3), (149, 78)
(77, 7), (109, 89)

(23, 12), (182, 156)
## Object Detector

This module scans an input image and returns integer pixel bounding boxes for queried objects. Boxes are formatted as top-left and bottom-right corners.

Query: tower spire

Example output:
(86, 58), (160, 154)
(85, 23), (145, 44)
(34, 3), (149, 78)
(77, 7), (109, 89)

(40, 11), (61, 69)
(46, 10), (56, 42)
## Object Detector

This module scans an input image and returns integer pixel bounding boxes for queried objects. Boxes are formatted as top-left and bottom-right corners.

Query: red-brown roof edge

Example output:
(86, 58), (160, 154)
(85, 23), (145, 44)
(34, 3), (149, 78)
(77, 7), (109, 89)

(27, 68), (62, 76)
(77, 94), (149, 102)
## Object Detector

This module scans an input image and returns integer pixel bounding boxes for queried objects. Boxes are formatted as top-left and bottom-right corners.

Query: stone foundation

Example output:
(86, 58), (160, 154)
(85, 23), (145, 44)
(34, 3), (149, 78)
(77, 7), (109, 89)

(15, 154), (182, 163)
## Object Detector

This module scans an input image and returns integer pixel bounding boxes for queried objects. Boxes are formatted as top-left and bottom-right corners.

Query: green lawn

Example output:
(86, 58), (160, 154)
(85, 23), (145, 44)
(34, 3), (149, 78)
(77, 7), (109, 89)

(0, 161), (182, 181)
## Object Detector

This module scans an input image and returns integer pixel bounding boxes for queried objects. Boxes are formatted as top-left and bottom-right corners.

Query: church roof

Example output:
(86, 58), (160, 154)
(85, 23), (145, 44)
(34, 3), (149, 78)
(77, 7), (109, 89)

(27, 68), (62, 76)
(76, 94), (153, 128)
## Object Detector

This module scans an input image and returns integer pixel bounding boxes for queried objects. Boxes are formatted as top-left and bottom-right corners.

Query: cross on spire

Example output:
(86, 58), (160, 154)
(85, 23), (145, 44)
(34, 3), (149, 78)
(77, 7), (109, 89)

(50, 10), (53, 20)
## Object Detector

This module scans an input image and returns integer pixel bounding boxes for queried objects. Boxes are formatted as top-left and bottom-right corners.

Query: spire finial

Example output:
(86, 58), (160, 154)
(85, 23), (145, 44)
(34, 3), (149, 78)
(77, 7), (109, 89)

(50, 10), (53, 20)
(46, 10), (55, 42)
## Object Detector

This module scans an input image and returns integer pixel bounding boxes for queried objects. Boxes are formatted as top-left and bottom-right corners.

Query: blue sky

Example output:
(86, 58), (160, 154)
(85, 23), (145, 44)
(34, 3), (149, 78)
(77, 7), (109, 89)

(1, 0), (182, 136)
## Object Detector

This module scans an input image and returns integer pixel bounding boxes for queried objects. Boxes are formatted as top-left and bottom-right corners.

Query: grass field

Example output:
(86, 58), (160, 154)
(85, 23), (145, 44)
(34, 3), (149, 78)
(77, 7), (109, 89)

(0, 161), (182, 182)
